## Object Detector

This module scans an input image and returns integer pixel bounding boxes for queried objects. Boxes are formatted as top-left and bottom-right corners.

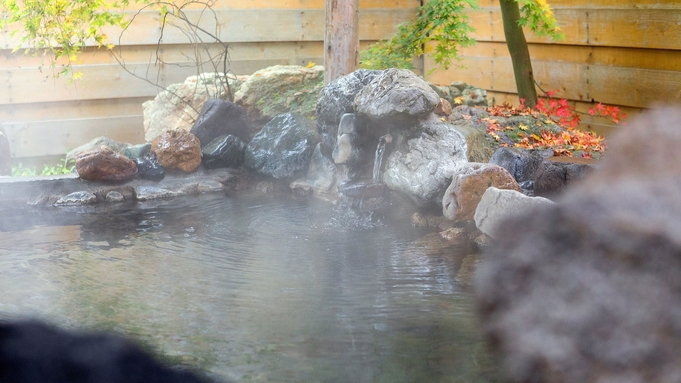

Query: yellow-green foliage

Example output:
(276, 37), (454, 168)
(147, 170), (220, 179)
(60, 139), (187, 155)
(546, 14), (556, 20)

(360, 0), (563, 72)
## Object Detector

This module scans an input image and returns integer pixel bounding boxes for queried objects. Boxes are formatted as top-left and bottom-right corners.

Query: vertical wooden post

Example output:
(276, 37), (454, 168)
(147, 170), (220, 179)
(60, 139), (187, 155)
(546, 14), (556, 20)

(324, 0), (359, 84)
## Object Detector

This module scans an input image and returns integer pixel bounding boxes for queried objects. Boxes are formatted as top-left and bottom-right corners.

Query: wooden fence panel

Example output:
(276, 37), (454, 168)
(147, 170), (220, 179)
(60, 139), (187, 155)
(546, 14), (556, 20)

(0, 1), (414, 159)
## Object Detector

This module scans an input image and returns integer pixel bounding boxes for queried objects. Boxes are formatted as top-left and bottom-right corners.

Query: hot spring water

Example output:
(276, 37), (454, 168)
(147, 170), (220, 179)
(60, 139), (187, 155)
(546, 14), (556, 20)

(0, 194), (499, 382)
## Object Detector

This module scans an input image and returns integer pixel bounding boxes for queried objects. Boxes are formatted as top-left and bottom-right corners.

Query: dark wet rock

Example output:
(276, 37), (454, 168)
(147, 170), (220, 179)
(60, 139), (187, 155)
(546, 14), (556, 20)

(235, 65), (324, 134)
(473, 186), (553, 238)
(134, 153), (165, 181)
(67, 137), (130, 162)
(190, 99), (250, 146)
(383, 118), (467, 207)
(354, 69), (440, 126)
(411, 212), (455, 231)
(143, 72), (244, 142)
(151, 130), (202, 173)
(476, 108), (681, 383)
(197, 180), (224, 193)
(0, 127), (11, 176)
(0, 320), (209, 383)
(75, 146), (138, 182)
(201, 134), (246, 169)
(123, 143), (151, 160)
(135, 186), (174, 201)
(244, 113), (320, 179)
(316, 69), (381, 156)
(105, 190), (125, 202)
(54, 191), (97, 206)
(534, 160), (595, 197)
(442, 162), (521, 222)
(489, 146), (545, 184)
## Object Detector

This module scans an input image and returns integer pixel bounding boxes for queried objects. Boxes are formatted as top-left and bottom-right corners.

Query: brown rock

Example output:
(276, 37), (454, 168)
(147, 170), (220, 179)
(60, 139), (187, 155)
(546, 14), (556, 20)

(442, 162), (520, 221)
(151, 130), (202, 172)
(434, 97), (453, 117)
(75, 146), (138, 182)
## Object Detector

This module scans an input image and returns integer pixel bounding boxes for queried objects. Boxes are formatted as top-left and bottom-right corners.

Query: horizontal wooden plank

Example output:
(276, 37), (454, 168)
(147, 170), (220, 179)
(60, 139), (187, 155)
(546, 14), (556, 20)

(4, 116), (145, 158)
(476, 0), (681, 9)
(2, 8), (412, 49)
(426, 49), (681, 109)
(468, 8), (681, 50)
(454, 42), (681, 72)
(0, 97), (149, 123)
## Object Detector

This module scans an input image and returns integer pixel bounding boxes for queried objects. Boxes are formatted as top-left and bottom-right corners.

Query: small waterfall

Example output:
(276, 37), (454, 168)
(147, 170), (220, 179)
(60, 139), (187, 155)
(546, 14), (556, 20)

(372, 134), (391, 183)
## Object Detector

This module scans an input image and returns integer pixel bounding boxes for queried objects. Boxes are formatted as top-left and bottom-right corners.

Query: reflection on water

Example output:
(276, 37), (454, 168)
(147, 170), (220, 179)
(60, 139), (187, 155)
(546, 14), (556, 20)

(0, 194), (500, 382)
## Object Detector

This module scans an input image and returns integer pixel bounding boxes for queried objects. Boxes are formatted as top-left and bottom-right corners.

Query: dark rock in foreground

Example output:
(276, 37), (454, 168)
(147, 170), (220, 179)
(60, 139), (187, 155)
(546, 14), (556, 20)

(135, 153), (165, 181)
(190, 99), (250, 146)
(476, 108), (681, 383)
(201, 134), (246, 169)
(75, 146), (138, 182)
(0, 320), (209, 383)
(244, 113), (319, 179)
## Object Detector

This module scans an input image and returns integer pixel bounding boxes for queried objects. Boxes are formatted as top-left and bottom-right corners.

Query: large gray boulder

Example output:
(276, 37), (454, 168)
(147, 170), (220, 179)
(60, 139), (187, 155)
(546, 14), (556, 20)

(476, 108), (681, 383)
(235, 65), (324, 134)
(353, 68), (440, 126)
(383, 118), (467, 207)
(244, 113), (320, 179)
(143, 73), (244, 142)
(473, 186), (554, 238)
(316, 69), (381, 156)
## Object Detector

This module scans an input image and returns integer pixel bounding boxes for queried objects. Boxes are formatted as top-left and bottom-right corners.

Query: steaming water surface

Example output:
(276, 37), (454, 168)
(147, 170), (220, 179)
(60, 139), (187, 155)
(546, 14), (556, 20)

(0, 194), (499, 382)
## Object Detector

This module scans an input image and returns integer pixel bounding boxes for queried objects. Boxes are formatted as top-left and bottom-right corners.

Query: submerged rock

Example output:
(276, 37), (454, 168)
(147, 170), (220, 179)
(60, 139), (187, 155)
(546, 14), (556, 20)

(201, 134), (246, 169)
(190, 98), (250, 146)
(442, 162), (520, 222)
(354, 68), (440, 126)
(54, 191), (97, 206)
(151, 130), (202, 173)
(134, 153), (165, 181)
(75, 146), (138, 182)
(244, 113), (320, 179)
(476, 108), (681, 383)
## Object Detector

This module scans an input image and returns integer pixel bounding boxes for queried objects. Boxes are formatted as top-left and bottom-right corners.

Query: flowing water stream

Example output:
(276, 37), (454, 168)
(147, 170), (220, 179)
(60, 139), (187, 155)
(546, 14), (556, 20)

(0, 193), (499, 382)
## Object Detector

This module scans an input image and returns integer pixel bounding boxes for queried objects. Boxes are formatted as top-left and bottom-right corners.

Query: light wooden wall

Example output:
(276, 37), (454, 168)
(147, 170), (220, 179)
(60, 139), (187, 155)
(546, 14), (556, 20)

(425, 0), (681, 136)
(0, 0), (418, 159)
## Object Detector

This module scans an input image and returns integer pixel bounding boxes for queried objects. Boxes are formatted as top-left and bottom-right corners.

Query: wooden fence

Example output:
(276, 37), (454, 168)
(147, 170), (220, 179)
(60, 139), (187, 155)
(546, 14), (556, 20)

(1, 0), (680, 159)
(0, 0), (418, 159)
(426, 0), (681, 135)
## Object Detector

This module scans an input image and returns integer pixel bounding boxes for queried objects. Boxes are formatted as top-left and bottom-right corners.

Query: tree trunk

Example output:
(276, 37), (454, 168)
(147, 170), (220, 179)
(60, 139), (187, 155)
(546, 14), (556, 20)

(499, 0), (538, 107)
(324, 0), (359, 84)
